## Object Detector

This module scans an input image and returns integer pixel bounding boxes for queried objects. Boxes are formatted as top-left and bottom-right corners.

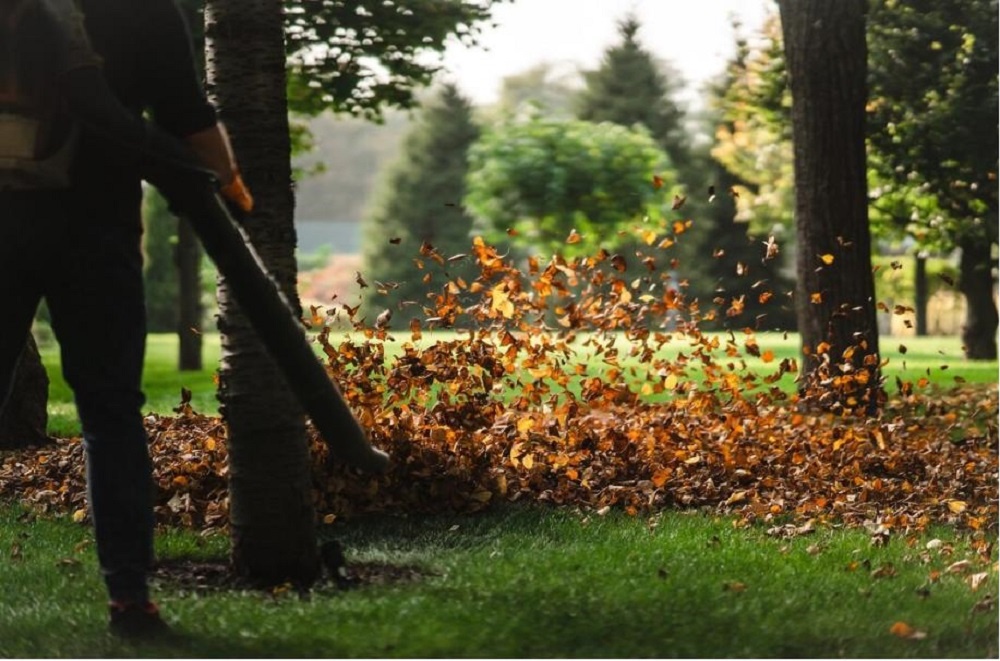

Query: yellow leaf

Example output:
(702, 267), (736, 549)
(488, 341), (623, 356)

(72, 509), (87, 523)
(204, 437), (217, 451)
(664, 373), (679, 390)
(947, 500), (967, 514)
(522, 454), (535, 469)
(516, 417), (535, 434)
(819, 253), (835, 265)
(490, 284), (515, 319)
(322, 514), (337, 525)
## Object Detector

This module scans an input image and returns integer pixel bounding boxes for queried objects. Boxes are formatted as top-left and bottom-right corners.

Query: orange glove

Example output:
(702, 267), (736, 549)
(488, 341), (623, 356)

(221, 171), (254, 214)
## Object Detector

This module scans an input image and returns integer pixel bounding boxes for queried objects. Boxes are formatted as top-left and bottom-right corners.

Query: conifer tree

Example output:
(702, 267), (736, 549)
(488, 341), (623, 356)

(576, 14), (690, 166)
(360, 83), (479, 327)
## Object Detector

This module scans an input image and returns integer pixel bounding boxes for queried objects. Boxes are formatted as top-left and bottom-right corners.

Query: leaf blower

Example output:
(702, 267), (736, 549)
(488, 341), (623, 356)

(35, 0), (389, 472)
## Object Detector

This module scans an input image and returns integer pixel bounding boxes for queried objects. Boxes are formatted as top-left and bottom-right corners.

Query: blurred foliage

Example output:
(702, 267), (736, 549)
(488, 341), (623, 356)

(576, 14), (691, 170)
(142, 190), (180, 333)
(492, 62), (580, 120)
(359, 83), (480, 326)
(714, 2), (998, 253)
(711, 15), (793, 238)
(466, 115), (670, 257)
(284, 0), (509, 120)
(569, 14), (794, 329)
(293, 112), (410, 222)
(867, 0), (998, 250)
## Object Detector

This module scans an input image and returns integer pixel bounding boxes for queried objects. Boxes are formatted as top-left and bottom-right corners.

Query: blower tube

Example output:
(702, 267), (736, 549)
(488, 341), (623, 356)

(50, 31), (389, 473)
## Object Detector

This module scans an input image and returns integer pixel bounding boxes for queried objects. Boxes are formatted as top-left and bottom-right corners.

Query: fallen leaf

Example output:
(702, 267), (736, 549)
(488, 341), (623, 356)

(889, 621), (927, 640)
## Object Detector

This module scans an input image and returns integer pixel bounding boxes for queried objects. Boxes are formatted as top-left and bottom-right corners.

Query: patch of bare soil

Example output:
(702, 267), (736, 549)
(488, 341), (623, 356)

(151, 557), (434, 596)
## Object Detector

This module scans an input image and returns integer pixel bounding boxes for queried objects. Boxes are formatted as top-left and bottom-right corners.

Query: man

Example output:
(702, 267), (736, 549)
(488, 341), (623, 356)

(0, 0), (251, 637)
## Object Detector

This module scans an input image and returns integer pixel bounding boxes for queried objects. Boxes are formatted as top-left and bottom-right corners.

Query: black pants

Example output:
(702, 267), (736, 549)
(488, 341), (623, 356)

(0, 189), (153, 603)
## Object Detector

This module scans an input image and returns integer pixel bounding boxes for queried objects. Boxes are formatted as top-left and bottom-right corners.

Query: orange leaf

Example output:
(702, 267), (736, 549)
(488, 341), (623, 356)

(651, 468), (671, 488)
(889, 622), (927, 640)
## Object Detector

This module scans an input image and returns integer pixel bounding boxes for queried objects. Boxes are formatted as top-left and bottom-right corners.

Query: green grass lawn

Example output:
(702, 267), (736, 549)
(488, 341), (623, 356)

(13, 332), (998, 657)
(0, 505), (995, 658)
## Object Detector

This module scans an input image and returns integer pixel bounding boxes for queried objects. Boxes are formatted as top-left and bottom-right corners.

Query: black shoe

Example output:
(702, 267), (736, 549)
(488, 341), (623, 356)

(108, 600), (170, 640)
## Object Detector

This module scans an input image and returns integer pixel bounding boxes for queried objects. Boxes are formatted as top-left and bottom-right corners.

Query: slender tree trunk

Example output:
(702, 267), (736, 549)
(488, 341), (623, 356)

(177, 219), (203, 371)
(914, 252), (928, 337)
(0, 336), (50, 449)
(205, 0), (319, 586)
(958, 236), (998, 359)
(778, 0), (881, 413)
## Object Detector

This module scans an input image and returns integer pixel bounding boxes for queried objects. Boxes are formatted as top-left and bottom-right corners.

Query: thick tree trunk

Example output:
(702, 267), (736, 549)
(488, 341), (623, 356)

(958, 236), (998, 360)
(778, 0), (881, 413)
(0, 336), (50, 449)
(177, 219), (203, 371)
(205, 0), (319, 587)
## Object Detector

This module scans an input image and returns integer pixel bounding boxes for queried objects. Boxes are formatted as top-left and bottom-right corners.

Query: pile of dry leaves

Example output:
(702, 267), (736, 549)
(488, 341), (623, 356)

(0, 231), (996, 538)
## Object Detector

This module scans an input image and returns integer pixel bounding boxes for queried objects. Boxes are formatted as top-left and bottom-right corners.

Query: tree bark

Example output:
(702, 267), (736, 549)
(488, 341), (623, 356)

(205, 0), (319, 587)
(777, 0), (881, 412)
(958, 236), (998, 359)
(177, 219), (203, 371)
(0, 336), (50, 449)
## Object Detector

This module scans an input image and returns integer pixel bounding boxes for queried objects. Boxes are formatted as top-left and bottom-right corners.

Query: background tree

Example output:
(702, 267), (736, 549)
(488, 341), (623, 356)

(360, 83), (480, 326)
(575, 13), (794, 330)
(867, 0), (998, 358)
(575, 14), (690, 168)
(142, 192), (181, 335)
(0, 338), (48, 449)
(717, 5), (997, 353)
(465, 116), (670, 257)
(493, 62), (578, 119)
(777, 0), (881, 411)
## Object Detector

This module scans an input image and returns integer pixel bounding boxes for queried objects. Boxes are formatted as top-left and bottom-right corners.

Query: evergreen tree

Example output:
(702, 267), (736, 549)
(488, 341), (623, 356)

(576, 14), (690, 167)
(574, 13), (791, 329)
(360, 83), (479, 327)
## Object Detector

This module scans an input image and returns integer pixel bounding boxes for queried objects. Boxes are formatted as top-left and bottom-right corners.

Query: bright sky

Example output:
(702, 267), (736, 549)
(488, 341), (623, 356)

(441, 0), (774, 108)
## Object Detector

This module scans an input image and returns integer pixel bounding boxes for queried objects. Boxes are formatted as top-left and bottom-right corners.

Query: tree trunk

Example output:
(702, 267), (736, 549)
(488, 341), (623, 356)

(958, 236), (998, 359)
(914, 252), (928, 337)
(777, 0), (881, 413)
(0, 336), (50, 449)
(205, 0), (319, 587)
(177, 219), (203, 371)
